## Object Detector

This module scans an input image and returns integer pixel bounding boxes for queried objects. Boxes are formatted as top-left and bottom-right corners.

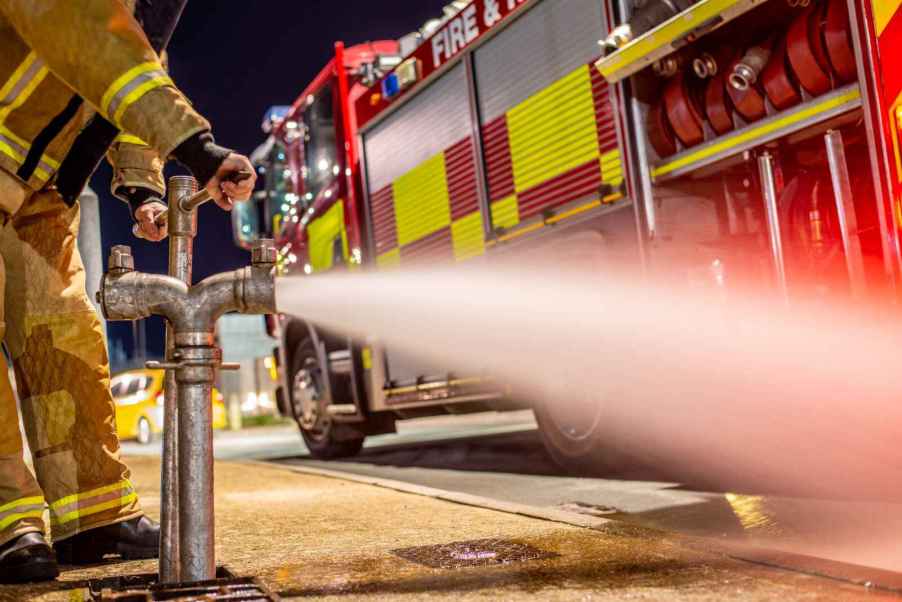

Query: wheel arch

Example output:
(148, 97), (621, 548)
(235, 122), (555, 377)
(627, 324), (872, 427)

(282, 317), (331, 409)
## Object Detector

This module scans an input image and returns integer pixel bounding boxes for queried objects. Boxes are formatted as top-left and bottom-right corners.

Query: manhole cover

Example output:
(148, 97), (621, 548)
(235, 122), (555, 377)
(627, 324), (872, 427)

(392, 538), (557, 569)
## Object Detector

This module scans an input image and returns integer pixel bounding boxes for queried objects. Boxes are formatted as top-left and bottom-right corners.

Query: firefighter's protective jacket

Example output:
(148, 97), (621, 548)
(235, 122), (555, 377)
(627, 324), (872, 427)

(0, 0), (223, 547)
(0, 0), (211, 215)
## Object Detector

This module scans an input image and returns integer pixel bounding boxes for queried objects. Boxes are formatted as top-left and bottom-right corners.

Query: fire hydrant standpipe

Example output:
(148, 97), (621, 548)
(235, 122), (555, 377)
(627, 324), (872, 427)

(99, 175), (276, 583)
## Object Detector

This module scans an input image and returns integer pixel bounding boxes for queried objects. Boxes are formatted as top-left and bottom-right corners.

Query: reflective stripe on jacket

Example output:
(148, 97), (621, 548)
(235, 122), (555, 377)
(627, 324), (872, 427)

(0, 0), (208, 210)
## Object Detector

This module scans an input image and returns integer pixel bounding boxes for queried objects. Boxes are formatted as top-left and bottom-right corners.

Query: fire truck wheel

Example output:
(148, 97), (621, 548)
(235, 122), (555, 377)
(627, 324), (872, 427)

(533, 400), (630, 476)
(289, 337), (365, 459)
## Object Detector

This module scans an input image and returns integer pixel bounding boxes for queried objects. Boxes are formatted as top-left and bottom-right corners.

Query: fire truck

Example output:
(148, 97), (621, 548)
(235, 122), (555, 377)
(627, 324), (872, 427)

(234, 0), (902, 470)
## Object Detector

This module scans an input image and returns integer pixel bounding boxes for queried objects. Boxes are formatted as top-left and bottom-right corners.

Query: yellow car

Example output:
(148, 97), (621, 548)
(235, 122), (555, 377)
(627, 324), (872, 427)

(112, 369), (228, 445)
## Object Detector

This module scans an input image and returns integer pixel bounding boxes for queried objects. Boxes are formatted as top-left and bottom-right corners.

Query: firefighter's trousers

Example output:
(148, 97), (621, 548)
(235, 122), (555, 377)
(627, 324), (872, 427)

(0, 177), (141, 547)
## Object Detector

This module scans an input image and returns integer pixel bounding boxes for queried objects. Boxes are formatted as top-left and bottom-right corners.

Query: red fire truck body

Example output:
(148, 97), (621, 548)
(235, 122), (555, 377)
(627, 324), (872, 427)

(235, 0), (902, 468)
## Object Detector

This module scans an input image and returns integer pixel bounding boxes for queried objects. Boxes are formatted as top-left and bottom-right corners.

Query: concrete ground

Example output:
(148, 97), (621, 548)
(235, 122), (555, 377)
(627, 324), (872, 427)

(2, 455), (897, 601)
(288, 421), (902, 578)
(125, 410), (902, 581)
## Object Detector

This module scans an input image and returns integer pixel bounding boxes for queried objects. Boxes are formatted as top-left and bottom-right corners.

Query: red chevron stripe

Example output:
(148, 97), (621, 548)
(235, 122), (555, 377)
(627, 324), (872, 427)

(370, 185), (397, 252)
(445, 137), (480, 220)
(879, 8), (902, 114)
(400, 227), (453, 265)
(517, 160), (601, 219)
(481, 115), (515, 202)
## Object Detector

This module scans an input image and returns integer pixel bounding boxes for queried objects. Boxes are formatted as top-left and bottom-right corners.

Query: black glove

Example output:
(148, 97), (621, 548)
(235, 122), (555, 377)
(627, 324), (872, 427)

(115, 186), (165, 220)
(171, 131), (233, 187)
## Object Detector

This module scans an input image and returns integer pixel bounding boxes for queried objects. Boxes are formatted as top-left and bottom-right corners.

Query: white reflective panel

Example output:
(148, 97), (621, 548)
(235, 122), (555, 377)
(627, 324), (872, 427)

(474, 0), (608, 123)
(364, 62), (470, 193)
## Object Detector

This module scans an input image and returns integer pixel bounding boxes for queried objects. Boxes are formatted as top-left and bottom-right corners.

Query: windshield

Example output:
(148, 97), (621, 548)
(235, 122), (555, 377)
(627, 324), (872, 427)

(265, 140), (295, 235)
(302, 84), (339, 203)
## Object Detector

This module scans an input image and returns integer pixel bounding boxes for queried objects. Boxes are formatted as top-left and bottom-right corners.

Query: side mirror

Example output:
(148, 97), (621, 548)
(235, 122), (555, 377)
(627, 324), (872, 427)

(231, 193), (261, 250)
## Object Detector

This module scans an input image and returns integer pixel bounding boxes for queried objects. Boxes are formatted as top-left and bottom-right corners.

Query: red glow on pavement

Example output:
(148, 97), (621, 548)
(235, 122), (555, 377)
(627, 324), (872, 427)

(276, 237), (902, 570)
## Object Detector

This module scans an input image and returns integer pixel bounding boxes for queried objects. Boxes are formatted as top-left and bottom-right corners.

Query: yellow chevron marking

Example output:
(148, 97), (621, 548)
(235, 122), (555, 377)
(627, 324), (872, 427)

(392, 152), (450, 247)
(507, 66), (598, 193)
(875, 0), (902, 36)
(376, 247), (401, 268)
(490, 195), (520, 230)
(600, 149), (624, 186)
(451, 211), (485, 261)
(307, 201), (348, 272)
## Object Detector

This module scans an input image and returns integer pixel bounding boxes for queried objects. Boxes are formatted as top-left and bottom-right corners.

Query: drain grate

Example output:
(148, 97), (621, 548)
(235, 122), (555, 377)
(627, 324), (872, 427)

(392, 538), (557, 569)
(87, 568), (280, 601)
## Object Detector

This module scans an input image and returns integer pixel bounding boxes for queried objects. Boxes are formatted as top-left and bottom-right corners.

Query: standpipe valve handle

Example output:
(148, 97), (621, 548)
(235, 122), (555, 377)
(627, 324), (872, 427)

(132, 169), (254, 239)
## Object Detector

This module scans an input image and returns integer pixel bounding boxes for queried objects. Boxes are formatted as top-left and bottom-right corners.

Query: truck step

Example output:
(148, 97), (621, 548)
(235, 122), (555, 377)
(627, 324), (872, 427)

(328, 350), (351, 375)
(326, 404), (359, 416)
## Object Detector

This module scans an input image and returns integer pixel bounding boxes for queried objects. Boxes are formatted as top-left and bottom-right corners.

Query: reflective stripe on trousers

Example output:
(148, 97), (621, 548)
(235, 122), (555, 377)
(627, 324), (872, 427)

(0, 495), (44, 532)
(50, 480), (137, 531)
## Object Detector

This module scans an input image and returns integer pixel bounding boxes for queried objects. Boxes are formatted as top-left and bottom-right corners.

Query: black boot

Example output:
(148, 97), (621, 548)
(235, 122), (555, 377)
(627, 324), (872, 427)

(54, 516), (160, 565)
(0, 532), (59, 584)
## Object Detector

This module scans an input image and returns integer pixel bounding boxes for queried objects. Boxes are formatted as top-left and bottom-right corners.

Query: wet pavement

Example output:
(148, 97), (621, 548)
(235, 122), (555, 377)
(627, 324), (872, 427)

(3, 455), (900, 601)
(279, 415), (902, 580)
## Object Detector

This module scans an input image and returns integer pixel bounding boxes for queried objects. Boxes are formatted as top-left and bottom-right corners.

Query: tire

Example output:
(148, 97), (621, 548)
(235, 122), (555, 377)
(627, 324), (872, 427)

(136, 417), (154, 446)
(288, 336), (364, 459)
(533, 397), (631, 477)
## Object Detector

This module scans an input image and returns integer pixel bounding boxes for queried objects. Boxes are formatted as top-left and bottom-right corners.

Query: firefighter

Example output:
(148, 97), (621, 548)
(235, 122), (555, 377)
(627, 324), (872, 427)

(0, 0), (256, 583)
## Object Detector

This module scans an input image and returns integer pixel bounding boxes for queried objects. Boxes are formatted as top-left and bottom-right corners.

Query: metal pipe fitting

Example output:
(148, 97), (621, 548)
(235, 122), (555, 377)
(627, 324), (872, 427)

(692, 53), (718, 79)
(602, 0), (695, 52)
(160, 176), (196, 583)
(174, 345), (220, 581)
(108, 245), (135, 273)
(758, 151), (789, 304)
(252, 239), (277, 265)
(602, 23), (634, 52)
(730, 43), (772, 90)
(99, 263), (275, 334)
(98, 176), (276, 583)
(652, 56), (682, 78)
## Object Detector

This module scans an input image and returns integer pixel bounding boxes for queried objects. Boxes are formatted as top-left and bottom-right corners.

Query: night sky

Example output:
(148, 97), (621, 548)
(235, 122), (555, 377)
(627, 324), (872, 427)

(96, 0), (449, 365)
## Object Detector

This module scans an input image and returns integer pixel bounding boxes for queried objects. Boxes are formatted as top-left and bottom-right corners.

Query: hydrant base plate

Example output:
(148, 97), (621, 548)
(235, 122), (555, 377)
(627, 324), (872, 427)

(87, 567), (280, 601)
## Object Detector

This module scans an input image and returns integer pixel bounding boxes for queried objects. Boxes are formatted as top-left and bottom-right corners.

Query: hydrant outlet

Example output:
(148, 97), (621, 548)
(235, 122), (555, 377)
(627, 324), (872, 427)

(252, 239), (277, 266)
(109, 245), (135, 273)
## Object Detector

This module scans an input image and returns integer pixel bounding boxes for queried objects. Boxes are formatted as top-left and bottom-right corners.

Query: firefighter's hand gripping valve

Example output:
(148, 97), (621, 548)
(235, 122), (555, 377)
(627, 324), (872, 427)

(97, 174), (276, 584)
(131, 170), (254, 239)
